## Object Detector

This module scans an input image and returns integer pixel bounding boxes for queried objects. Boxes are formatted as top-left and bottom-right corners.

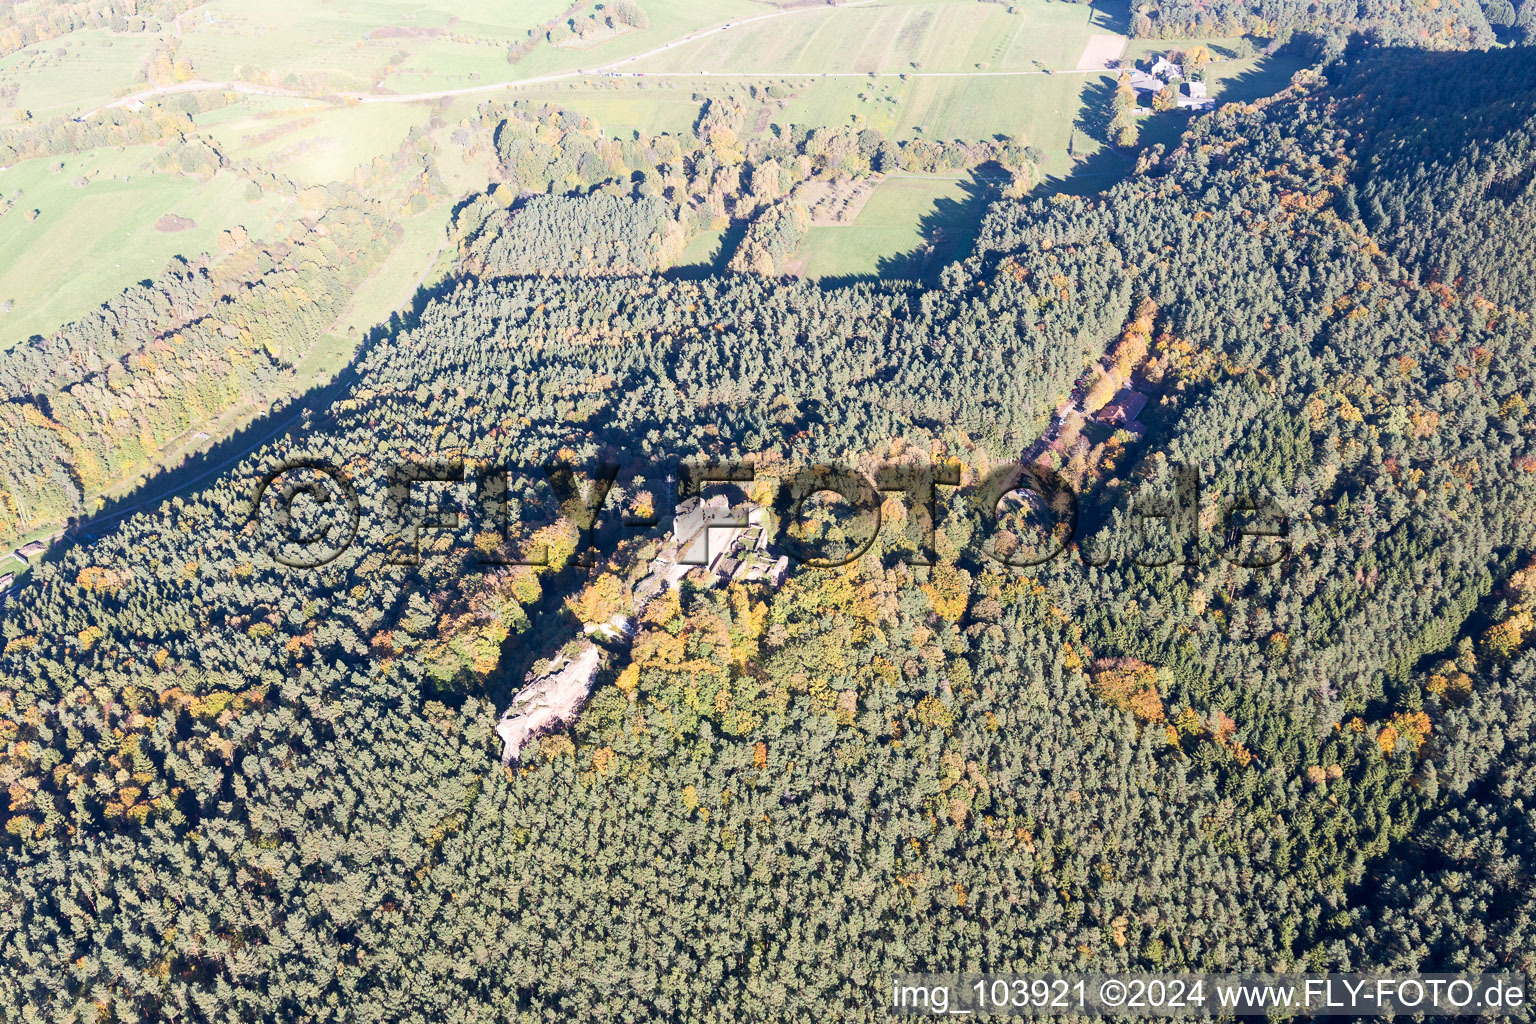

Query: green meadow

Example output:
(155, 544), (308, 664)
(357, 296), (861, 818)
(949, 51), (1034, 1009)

(0, 0), (1304, 340)
(498, 79), (710, 139)
(0, 29), (156, 119)
(795, 174), (989, 282)
(0, 149), (288, 348)
(373, 0), (764, 93)
(197, 98), (432, 185)
(176, 0), (578, 92)
(628, 0), (1103, 75)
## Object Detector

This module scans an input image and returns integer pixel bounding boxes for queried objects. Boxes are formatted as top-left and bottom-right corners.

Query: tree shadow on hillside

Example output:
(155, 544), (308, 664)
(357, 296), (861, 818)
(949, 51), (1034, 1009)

(1035, 145), (1137, 198)
(66, 271), (465, 549)
(1087, 0), (1132, 36)
(665, 217), (748, 281)
(1075, 76), (1119, 149)
(893, 171), (999, 280)
(814, 166), (1004, 291)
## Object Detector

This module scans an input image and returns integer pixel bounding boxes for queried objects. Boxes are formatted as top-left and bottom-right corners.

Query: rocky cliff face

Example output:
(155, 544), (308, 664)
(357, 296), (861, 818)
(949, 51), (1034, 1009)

(497, 495), (784, 763)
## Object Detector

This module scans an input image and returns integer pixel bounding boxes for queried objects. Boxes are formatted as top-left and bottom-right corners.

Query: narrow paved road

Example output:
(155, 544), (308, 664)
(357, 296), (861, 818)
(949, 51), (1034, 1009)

(79, 80), (316, 119)
(82, 1), (881, 115)
(603, 68), (1105, 79)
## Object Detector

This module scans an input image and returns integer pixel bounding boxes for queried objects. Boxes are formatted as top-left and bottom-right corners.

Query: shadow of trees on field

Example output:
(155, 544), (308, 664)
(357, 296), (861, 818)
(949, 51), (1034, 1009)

(665, 217), (748, 281)
(1074, 76), (1121, 150)
(1036, 146), (1137, 197)
(1087, 0), (1132, 36)
(1215, 52), (1308, 102)
(814, 165), (1004, 291)
(65, 267), (465, 551)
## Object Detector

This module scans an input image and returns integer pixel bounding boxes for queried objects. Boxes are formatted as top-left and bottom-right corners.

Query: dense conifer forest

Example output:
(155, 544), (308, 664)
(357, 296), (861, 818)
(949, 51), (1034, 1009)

(1132, 0), (1513, 46)
(1, 33), (1535, 1024)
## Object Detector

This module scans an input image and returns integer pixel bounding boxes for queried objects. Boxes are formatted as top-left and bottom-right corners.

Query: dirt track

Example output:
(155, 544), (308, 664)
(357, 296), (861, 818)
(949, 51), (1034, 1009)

(1076, 33), (1127, 71)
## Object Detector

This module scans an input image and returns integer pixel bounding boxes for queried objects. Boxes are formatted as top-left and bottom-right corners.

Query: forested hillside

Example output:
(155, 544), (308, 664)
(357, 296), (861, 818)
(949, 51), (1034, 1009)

(1133, 0), (1500, 46)
(450, 94), (1033, 279)
(1, 42), (1535, 1024)
(0, 195), (398, 542)
(0, 87), (1033, 546)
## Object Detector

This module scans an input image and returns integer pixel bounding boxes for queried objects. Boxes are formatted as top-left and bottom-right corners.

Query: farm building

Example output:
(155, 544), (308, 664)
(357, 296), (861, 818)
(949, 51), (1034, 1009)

(1097, 389), (1149, 426)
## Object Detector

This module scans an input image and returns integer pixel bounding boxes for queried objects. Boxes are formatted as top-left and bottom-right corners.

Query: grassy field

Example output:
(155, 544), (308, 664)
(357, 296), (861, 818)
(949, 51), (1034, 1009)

(375, 0), (763, 92)
(0, 0), (1309, 341)
(178, 1), (380, 90)
(294, 330), (367, 386)
(178, 0), (574, 92)
(1205, 50), (1307, 96)
(0, 29), (156, 118)
(0, 149), (289, 348)
(795, 173), (990, 282)
(677, 223), (732, 266)
(626, 0), (1104, 75)
(648, 59), (1111, 187)
(499, 78), (711, 139)
(612, 0), (1120, 186)
(198, 98), (434, 185)
(331, 201), (453, 338)
(501, 67), (1097, 163)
